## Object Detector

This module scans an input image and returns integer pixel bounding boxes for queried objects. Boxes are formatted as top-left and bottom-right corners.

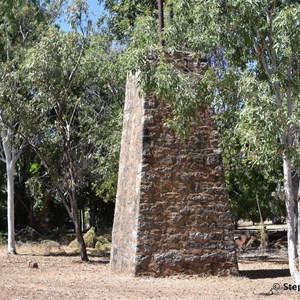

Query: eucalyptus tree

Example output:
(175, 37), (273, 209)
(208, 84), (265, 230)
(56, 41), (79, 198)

(0, 64), (26, 253)
(111, 0), (300, 281)
(212, 0), (300, 282)
(0, 0), (64, 254)
(23, 24), (125, 260)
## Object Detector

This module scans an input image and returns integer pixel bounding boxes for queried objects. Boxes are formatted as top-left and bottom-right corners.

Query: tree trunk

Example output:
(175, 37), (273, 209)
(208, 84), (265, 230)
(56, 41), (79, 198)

(297, 176), (300, 285)
(71, 198), (89, 262)
(297, 199), (300, 285)
(1, 128), (18, 255)
(6, 161), (16, 254)
(65, 138), (89, 262)
(283, 153), (299, 283)
(75, 217), (88, 262)
(56, 185), (89, 262)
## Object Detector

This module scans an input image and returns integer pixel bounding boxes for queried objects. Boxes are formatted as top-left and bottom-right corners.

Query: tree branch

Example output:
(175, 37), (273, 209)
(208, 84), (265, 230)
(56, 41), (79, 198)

(68, 101), (78, 135)
(253, 33), (282, 107)
(67, 45), (85, 90)
(1, 128), (11, 162)
(286, 55), (293, 118)
(19, 0), (66, 43)
(286, 54), (294, 146)
(0, 144), (5, 163)
(5, 24), (10, 61)
(253, 37), (272, 79)
(12, 138), (26, 165)
(56, 184), (74, 223)
(264, 7), (280, 78)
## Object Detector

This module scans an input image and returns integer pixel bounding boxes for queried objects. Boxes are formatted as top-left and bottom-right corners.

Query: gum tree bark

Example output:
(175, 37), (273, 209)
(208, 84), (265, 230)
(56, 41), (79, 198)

(283, 154), (298, 282)
(0, 128), (24, 254)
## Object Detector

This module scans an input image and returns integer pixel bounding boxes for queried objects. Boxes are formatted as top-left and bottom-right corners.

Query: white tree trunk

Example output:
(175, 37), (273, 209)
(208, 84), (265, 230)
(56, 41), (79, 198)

(283, 153), (299, 283)
(297, 199), (300, 285)
(297, 176), (300, 285)
(6, 161), (16, 254)
(1, 128), (21, 255)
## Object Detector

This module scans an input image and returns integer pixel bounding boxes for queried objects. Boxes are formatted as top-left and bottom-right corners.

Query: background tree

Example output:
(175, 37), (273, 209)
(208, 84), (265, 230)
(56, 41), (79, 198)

(23, 24), (125, 260)
(0, 0), (63, 254)
(0, 0), (125, 259)
(212, 67), (286, 225)
(215, 1), (300, 282)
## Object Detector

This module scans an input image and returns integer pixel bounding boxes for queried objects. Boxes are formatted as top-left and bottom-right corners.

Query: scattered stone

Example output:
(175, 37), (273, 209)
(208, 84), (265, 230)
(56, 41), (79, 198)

(28, 261), (38, 269)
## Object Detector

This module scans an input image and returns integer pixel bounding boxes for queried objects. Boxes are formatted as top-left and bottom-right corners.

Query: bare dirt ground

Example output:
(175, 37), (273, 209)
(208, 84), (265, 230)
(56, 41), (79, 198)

(0, 243), (299, 300)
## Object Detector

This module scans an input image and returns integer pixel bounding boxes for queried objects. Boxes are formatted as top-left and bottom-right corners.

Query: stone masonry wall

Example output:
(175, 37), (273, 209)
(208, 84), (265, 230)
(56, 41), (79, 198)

(111, 56), (238, 276)
(110, 73), (143, 274)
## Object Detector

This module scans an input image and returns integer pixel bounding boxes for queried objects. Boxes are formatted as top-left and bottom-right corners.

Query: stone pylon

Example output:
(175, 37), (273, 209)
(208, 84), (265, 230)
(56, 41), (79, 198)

(110, 54), (238, 276)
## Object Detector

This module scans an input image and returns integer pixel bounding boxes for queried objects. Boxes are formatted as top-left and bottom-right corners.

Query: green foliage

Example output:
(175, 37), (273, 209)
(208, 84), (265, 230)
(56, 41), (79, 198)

(0, 0), (50, 59)
(93, 105), (123, 202)
(29, 162), (40, 175)
(21, 22), (126, 236)
(101, 0), (157, 42)
(24, 27), (116, 190)
(225, 157), (284, 223)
